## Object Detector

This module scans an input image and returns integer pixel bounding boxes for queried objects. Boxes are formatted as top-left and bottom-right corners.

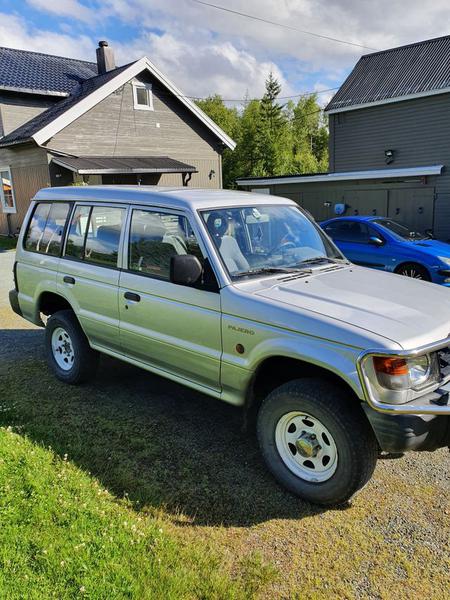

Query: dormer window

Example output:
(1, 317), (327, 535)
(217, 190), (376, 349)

(132, 81), (154, 111)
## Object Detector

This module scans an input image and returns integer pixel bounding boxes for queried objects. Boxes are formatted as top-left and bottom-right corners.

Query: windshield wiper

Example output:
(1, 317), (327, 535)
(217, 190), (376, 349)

(234, 266), (311, 278)
(297, 257), (346, 266)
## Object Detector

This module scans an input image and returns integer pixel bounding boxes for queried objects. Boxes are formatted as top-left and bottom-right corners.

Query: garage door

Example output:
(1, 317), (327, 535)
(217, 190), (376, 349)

(387, 188), (434, 233)
(342, 190), (388, 218)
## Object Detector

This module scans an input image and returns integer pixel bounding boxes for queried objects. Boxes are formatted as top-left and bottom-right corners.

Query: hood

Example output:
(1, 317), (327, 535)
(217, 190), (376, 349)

(254, 265), (450, 350)
(411, 238), (450, 259)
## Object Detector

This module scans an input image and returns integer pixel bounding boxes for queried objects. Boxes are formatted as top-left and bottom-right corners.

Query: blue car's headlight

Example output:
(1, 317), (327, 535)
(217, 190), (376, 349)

(437, 256), (450, 267)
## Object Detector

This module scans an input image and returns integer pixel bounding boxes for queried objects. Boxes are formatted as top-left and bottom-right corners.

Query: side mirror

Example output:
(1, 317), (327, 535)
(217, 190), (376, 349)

(170, 254), (203, 286)
(369, 235), (384, 247)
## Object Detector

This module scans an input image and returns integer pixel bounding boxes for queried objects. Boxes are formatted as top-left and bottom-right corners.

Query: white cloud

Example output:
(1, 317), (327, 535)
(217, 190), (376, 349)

(26, 0), (93, 24)
(0, 12), (95, 58)
(113, 32), (295, 102)
(6, 0), (450, 103)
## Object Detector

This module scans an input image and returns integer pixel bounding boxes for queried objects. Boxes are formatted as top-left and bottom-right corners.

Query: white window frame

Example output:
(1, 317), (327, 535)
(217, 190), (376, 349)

(0, 166), (16, 214)
(132, 81), (154, 111)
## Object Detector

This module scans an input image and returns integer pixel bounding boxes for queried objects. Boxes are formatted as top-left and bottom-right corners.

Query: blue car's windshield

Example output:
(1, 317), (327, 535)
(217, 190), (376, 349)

(373, 218), (428, 241)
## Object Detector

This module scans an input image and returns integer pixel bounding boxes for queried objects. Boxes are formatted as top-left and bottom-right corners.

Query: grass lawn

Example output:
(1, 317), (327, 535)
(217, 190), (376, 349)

(0, 235), (17, 251)
(0, 305), (449, 598)
(0, 427), (274, 598)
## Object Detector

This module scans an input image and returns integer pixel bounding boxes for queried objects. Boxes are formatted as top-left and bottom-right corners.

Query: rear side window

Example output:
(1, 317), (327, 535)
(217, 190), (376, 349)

(65, 205), (125, 267)
(324, 220), (369, 243)
(25, 202), (71, 255)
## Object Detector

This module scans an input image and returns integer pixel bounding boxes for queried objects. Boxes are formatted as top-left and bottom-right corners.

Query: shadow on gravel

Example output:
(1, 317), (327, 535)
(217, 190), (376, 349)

(0, 327), (332, 526)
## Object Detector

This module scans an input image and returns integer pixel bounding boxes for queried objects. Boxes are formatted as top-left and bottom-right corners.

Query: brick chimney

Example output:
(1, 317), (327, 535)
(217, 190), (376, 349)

(96, 40), (115, 74)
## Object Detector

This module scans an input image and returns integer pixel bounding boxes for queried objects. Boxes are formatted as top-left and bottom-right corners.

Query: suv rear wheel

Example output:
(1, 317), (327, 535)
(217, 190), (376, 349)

(45, 310), (99, 384)
(257, 378), (378, 506)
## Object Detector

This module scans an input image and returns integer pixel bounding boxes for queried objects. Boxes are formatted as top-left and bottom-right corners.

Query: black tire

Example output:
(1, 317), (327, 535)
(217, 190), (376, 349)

(257, 378), (378, 506)
(45, 310), (99, 384)
(395, 262), (430, 281)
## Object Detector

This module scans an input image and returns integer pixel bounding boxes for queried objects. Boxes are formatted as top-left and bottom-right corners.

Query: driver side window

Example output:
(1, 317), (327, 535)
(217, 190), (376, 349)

(128, 209), (217, 290)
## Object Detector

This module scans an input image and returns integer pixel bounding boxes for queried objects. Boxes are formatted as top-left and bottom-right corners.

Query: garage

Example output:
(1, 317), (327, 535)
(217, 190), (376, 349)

(237, 165), (441, 234)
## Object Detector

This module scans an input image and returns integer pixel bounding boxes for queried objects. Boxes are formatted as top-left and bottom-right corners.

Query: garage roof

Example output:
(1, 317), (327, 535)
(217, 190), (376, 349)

(326, 35), (450, 113)
(236, 165), (444, 187)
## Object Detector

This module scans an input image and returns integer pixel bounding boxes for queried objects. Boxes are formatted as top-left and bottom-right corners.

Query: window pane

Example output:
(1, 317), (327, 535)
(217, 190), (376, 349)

(0, 170), (15, 210)
(65, 205), (91, 259)
(39, 203), (71, 256)
(85, 206), (125, 267)
(326, 221), (368, 242)
(129, 210), (202, 279)
(136, 86), (148, 105)
(25, 203), (51, 252)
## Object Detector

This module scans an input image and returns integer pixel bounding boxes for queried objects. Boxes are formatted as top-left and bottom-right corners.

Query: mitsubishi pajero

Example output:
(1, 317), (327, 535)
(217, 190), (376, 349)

(10, 186), (450, 505)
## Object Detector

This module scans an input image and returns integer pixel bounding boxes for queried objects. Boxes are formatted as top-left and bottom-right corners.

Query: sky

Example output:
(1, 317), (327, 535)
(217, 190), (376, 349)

(0, 0), (450, 107)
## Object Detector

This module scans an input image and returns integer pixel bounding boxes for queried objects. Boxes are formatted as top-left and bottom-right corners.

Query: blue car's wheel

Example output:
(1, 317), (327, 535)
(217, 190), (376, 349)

(395, 262), (430, 281)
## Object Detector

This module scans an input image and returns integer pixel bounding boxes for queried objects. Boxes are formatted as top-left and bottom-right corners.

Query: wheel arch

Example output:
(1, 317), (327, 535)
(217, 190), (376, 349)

(38, 290), (74, 317)
(244, 354), (364, 427)
(394, 261), (430, 279)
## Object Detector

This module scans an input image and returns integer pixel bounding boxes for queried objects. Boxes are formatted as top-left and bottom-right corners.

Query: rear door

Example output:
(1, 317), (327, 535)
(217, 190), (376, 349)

(57, 203), (126, 353)
(118, 207), (222, 392)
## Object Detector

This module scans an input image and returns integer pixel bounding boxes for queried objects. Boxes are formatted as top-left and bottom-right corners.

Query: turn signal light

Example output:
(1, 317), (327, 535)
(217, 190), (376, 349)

(373, 357), (408, 376)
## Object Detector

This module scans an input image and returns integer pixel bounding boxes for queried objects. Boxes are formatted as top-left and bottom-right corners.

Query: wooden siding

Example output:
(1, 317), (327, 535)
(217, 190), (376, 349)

(0, 143), (50, 235)
(0, 92), (56, 136)
(44, 72), (222, 188)
(327, 93), (450, 238)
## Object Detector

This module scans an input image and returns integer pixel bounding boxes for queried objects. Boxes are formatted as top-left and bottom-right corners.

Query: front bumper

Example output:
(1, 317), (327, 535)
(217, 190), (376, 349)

(9, 289), (22, 317)
(363, 406), (450, 452)
(357, 337), (450, 451)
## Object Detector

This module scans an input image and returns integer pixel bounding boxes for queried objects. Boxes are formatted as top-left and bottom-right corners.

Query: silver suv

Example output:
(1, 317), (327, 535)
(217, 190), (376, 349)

(10, 186), (450, 505)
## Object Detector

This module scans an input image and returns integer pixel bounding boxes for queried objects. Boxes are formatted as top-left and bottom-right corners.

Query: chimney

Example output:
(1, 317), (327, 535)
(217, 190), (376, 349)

(96, 40), (115, 74)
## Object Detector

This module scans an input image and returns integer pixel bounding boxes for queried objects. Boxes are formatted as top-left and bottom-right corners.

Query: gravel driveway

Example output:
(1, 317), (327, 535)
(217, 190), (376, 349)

(0, 250), (448, 598)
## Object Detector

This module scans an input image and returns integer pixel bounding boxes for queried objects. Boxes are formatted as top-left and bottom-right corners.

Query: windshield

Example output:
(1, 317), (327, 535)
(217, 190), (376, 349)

(200, 205), (344, 278)
(373, 218), (428, 240)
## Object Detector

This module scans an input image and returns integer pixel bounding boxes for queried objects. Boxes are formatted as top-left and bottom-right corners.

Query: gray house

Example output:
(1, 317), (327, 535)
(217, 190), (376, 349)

(238, 35), (450, 240)
(0, 42), (235, 235)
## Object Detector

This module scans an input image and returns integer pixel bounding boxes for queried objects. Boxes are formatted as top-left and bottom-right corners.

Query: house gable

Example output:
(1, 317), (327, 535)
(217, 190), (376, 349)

(32, 58), (235, 150)
(44, 70), (225, 160)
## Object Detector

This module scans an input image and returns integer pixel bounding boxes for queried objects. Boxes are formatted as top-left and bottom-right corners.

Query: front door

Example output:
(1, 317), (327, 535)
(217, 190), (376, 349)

(118, 207), (222, 392)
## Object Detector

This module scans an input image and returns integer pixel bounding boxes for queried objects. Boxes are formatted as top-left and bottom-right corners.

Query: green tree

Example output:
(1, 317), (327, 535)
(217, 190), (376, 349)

(196, 94), (240, 188)
(289, 94), (329, 173)
(196, 79), (329, 187)
(256, 72), (290, 176)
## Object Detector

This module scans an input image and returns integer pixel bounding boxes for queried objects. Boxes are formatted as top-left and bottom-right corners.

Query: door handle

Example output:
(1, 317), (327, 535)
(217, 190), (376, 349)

(124, 291), (141, 302)
(63, 276), (75, 285)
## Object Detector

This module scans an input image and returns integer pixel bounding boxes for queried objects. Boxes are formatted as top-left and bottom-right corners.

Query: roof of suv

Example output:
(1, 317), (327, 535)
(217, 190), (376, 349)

(33, 186), (295, 210)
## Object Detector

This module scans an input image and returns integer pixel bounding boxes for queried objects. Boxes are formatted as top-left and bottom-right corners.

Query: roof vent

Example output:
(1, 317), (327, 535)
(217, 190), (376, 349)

(96, 40), (115, 74)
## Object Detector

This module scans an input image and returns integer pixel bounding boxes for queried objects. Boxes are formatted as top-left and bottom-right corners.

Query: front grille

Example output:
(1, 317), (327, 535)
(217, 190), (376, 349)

(438, 348), (450, 380)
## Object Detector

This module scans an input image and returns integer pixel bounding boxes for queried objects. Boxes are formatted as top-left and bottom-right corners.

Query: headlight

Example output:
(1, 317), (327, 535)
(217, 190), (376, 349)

(437, 255), (450, 267)
(372, 354), (437, 391)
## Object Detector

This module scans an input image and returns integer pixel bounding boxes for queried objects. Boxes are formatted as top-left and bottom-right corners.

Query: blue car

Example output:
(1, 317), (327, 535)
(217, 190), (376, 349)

(321, 215), (450, 286)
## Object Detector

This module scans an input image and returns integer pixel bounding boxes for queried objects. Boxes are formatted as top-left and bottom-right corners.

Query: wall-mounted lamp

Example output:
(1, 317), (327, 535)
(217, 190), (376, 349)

(384, 149), (395, 165)
(209, 169), (216, 180)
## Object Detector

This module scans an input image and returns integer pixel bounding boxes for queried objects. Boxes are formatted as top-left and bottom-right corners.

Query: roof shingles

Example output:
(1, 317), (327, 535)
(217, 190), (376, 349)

(0, 63), (133, 147)
(0, 46), (98, 95)
(326, 35), (450, 112)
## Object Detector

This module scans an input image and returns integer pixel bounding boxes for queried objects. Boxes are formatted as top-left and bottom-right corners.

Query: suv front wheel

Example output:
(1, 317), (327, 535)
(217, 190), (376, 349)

(257, 378), (378, 506)
(45, 310), (99, 384)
